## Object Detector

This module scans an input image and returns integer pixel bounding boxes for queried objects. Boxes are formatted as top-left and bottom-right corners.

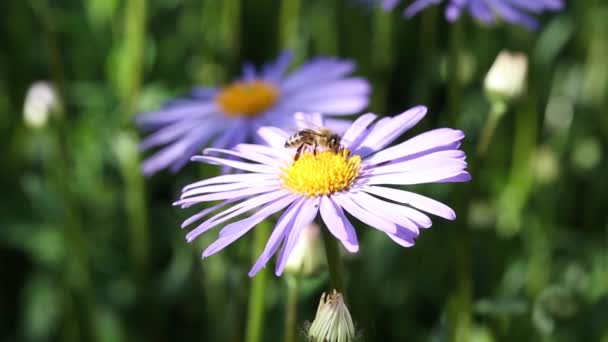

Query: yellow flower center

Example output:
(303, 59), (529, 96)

(281, 150), (361, 197)
(216, 80), (279, 117)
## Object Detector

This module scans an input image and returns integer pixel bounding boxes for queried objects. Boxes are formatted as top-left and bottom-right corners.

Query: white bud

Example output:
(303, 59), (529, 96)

(484, 50), (528, 101)
(308, 290), (355, 342)
(285, 224), (323, 276)
(23, 81), (60, 129)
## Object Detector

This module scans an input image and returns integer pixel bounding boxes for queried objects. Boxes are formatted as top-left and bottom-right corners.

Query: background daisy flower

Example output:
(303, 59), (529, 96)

(382, 0), (564, 29)
(136, 51), (371, 175)
(174, 107), (470, 277)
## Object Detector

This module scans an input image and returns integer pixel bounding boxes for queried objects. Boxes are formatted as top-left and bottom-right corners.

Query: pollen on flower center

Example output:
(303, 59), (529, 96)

(281, 149), (361, 197)
(216, 80), (279, 117)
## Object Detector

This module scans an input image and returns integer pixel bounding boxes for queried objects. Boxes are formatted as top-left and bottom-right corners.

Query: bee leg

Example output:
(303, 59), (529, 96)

(294, 144), (306, 161)
(313, 141), (318, 156)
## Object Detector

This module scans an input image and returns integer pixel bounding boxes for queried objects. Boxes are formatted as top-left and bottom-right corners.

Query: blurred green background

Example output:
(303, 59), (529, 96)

(1, 0), (607, 341)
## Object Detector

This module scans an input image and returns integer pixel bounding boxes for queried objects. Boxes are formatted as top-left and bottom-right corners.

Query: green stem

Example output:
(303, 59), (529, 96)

(477, 101), (507, 157)
(284, 275), (300, 342)
(446, 18), (472, 342)
(448, 19), (463, 126)
(245, 220), (272, 342)
(370, 4), (393, 113)
(321, 227), (344, 293)
(279, 0), (301, 52)
(118, 0), (149, 276)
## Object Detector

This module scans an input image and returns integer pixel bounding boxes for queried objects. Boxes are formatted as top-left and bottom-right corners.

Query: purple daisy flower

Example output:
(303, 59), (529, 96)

(136, 51), (371, 175)
(382, 0), (564, 29)
(174, 107), (471, 276)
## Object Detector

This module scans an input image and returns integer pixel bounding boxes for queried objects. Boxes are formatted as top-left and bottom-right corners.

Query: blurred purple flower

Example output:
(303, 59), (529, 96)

(136, 51), (370, 175)
(382, 0), (564, 29)
(174, 108), (470, 277)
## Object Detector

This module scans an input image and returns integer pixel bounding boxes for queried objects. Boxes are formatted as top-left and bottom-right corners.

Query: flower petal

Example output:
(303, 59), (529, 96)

(332, 193), (398, 234)
(257, 126), (290, 149)
(275, 197), (320, 276)
(362, 185), (456, 220)
(280, 58), (356, 92)
(202, 195), (296, 257)
(341, 113), (377, 148)
(249, 198), (306, 276)
(191, 155), (276, 174)
(184, 190), (290, 242)
(319, 196), (359, 253)
(362, 128), (465, 166)
(354, 106), (428, 157)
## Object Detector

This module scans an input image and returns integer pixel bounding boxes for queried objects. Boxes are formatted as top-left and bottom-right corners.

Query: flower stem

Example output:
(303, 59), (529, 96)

(245, 220), (272, 342)
(321, 227), (344, 293)
(284, 275), (300, 342)
(448, 19), (463, 126)
(477, 101), (507, 157)
(118, 0), (149, 277)
(447, 18), (472, 342)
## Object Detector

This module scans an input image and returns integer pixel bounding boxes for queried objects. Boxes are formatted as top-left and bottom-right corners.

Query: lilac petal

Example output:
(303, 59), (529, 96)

(191, 156), (276, 174)
(386, 226), (417, 247)
(242, 62), (256, 81)
(363, 128), (465, 166)
(355, 106), (428, 157)
(210, 120), (247, 150)
(175, 185), (279, 208)
(332, 193), (398, 234)
(204, 148), (282, 167)
(436, 171), (471, 183)
(234, 143), (284, 157)
(262, 51), (293, 82)
(287, 95), (369, 115)
(184, 190), (290, 242)
(257, 127), (290, 148)
(360, 165), (470, 186)
(491, 0), (539, 29)
(362, 152), (467, 177)
(323, 118), (353, 136)
(286, 78), (370, 101)
(181, 198), (242, 228)
(219, 195), (297, 237)
(294, 112), (324, 130)
(180, 180), (280, 198)
(319, 196), (359, 253)
(468, 0), (495, 23)
(404, 0), (442, 18)
(341, 113), (377, 148)
(382, 0), (400, 11)
(190, 87), (218, 100)
(363, 185), (456, 220)
(347, 192), (424, 232)
(183, 173), (278, 192)
(280, 58), (356, 93)
(275, 197), (320, 276)
(249, 198), (305, 276)
(135, 102), (218, 127)
(142, 129), (215, 175)
(202, 195), (296, 258)
(139, 119), (201, 150)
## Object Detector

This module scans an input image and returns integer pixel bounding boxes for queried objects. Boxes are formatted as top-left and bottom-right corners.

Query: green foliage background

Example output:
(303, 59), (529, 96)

(1, 0), (607, 341)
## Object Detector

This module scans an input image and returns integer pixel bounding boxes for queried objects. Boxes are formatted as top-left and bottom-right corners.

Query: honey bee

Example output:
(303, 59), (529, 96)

(284, 128), (342, 161)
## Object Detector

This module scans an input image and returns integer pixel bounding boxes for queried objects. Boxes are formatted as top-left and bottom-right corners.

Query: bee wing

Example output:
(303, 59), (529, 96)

(293, 112), (324, 130)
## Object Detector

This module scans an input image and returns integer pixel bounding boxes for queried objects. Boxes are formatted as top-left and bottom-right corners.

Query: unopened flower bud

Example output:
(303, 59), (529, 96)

(285, 224), (323, 276)
(23, 81), (60, 129)
(484, 50), (528, 101)
(308, 290), (355, 342)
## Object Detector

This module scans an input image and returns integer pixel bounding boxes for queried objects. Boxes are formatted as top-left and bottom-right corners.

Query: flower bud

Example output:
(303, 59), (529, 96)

(23, 81), (60, 129)
(285, 224), (324, 276)
(484, 50), (528, 101)
(308, 290), (355, 342)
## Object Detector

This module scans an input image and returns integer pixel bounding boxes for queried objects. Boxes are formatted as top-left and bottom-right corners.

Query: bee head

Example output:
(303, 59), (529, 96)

(328, 134), (341, 149)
